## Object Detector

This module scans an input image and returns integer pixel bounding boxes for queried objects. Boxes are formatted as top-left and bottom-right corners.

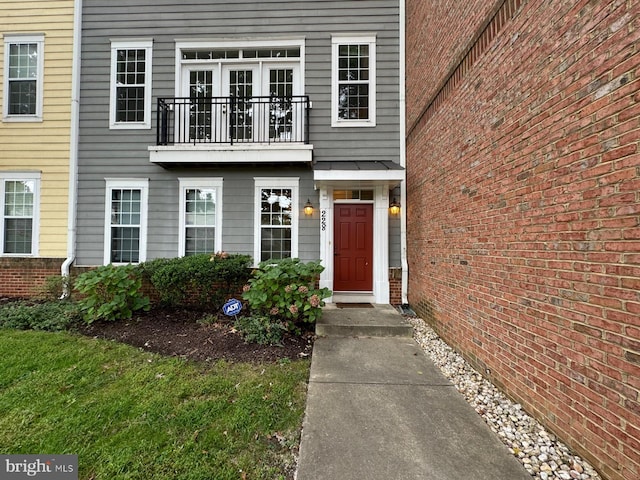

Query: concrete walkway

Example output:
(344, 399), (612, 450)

(296, 304), (531, 480)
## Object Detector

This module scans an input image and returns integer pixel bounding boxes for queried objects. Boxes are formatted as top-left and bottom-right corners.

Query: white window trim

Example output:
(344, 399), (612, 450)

(331, 33), (376, 127)
(0, 172), (40, 256)
(3, 34), (45, 122)
(254, 177), (299, 265)
(104, 178), (149, 265)
(178, 177), (223, 256)
(109, 39), (153, 129)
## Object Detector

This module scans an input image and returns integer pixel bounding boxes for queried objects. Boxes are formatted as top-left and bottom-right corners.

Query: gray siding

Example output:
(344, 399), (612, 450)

(77, 0), (401, 265)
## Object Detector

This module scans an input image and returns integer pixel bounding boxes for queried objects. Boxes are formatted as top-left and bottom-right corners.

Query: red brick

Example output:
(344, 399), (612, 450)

(407, 1), (640, 479)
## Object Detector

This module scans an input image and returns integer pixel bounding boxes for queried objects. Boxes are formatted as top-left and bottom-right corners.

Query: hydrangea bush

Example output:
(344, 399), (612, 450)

(242, 258), (331, 329)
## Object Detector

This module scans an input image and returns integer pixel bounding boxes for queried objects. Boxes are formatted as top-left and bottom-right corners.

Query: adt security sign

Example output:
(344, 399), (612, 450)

(223, 298), (243, 317)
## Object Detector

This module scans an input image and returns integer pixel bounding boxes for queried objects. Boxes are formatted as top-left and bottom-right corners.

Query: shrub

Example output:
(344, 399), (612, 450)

(242, 258), (331, 329)
(74, 264), (150, 323)
(141, 253), (252, 310)
(0, 300), (79, 331)
(34, 274), (75, 301)
(234, 315), (289, 346)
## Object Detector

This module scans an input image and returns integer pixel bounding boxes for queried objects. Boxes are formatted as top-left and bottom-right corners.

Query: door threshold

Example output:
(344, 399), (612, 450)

(331, 292), (375, 304)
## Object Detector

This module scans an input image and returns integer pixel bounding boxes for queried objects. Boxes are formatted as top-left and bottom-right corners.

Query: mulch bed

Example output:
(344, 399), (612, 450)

(77, 307), (315, 364)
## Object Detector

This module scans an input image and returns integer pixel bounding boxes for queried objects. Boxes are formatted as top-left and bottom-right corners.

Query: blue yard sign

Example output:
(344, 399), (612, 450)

(222, 298), (243, 317)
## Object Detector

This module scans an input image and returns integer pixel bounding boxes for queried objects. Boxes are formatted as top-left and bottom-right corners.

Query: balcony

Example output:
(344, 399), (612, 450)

(150, 95), (313, 166)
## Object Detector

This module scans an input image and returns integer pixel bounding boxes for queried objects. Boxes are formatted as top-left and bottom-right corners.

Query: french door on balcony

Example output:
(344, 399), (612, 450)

(181, 63), (300, 144)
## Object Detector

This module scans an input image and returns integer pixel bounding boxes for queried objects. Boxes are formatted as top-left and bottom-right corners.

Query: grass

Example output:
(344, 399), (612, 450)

(0, 330), (310, 479)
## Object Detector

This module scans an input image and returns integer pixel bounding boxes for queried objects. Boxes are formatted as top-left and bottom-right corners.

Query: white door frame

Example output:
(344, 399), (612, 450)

(318, 184), (390, 304)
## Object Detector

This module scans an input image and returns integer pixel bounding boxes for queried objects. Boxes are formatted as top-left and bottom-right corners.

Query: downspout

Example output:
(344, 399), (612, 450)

(399, 0), (409, 305)
(61, 0), (82, 297)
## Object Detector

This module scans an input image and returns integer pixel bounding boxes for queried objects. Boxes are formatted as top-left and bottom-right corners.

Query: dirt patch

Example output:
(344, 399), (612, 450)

(78, 307), (315, 364)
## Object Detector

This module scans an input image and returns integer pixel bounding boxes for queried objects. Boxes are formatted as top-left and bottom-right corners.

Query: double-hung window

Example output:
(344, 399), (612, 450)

(3, 34), (44, 122)
(1, 173), (40, 255)
(331, 34), (376, 127)
(110, 39), (153, 129)
(104, 179), (148, 264)
(178, 178), (223, 256)
(254, 178), (299, 263)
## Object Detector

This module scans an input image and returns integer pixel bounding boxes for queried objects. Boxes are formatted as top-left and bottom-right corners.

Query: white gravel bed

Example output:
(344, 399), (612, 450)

(407, 316), (602, 480)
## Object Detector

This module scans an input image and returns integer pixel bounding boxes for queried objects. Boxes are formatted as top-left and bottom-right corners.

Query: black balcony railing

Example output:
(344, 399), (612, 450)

(157, 95), (310, 146)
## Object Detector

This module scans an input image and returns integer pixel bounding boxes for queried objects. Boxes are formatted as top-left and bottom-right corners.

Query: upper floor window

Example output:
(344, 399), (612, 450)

(171, 40), (305, 144)
(110, 39), (153, 129)
(3, 34), (44, 122)
(1, 172), (40, 255)
(331, 34), (376, 127)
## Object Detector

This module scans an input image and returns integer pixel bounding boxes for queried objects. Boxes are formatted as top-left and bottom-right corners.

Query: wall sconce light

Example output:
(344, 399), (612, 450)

(304, 199), (314, 216)
(389, 198), (401, 215)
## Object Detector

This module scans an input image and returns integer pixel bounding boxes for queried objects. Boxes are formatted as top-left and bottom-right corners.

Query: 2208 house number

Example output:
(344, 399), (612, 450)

(321, 210), (327, 231)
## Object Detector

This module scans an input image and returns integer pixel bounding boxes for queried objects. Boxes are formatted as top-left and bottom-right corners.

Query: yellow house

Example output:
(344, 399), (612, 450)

(0, 1), (78, 296)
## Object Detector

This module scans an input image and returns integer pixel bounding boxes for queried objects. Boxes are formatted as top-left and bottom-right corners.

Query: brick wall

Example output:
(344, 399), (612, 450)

(0, 258), (65, 298)
(406, 1), (640, 480)
(389, 267), (403, 305)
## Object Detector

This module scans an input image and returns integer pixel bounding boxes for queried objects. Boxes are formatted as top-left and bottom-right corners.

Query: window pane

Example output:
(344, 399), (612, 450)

(4, 181), (34, 217)
(116, 86), (145, 122)
(229, 69), (253, 142)
(269, 69), (294, 141)
(185, 227), (215, 255)
(4, 218), (32, 254)
(260, 227), (291, 262)
(111, 189), (141, 226)
(9, 43), (38, 79)
(338, 84), (369, 120)
(259, 188), (293, 261)
(115, 48), (146, 123)
(110, 188), (141, 262)
(8, 80), (37, 115)
(185, 188), (216, 226)
(260, 188), (292, 225)
(111, 227), (139, 263)
(336, 43), (370, 121)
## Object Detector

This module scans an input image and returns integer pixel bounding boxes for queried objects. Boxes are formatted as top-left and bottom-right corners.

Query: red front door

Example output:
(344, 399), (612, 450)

(334, 204), (373, 291)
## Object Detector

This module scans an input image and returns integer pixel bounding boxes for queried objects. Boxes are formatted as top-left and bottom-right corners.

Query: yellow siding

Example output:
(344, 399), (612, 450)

(0, 1), (75, 257)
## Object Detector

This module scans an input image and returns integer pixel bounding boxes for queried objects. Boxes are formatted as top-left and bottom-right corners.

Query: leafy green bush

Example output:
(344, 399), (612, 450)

(0, 300), (79, 331)
(234, 315), (289, 345)
(74, 264), (150, 323)
(141, 253), (252, 310)
(242, 258), (331, 329)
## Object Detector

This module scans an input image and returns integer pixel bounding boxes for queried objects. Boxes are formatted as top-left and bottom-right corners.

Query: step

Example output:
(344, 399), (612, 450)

(316, 304), (414, 338)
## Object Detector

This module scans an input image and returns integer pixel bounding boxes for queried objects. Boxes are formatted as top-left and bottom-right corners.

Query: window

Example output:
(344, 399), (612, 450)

(178, 178), (223, 256)
(175, 39), (304, 144)
(3, 34), (44, 122)
(254, 178), (299, 263)
(1, 173), (39, 255)
(104, 179), (148, 264)
(331, 34), (376, 127)
(110, 40), (153, 129)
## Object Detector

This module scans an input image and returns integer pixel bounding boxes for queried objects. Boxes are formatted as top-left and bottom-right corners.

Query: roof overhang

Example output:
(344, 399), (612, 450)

(313, 161), (405, 189)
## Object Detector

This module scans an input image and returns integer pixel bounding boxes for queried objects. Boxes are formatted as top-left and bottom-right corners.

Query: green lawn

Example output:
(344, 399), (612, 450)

(0, 330), (310, 479)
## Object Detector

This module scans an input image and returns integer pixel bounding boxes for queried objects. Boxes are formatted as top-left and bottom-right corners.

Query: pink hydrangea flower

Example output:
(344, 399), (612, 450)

(289, 304), (299, 315)
(242, 284), (251, 292)
(310, 294), (320, 307)
(298, 285), (309, 294)
(270, 307), (279, 315)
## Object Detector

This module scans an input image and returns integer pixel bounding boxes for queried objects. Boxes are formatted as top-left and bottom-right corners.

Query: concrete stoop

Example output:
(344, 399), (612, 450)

(316, 304), (413, 337)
